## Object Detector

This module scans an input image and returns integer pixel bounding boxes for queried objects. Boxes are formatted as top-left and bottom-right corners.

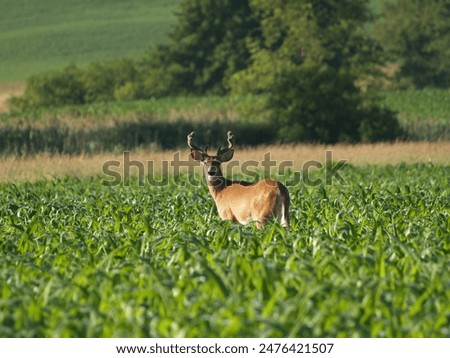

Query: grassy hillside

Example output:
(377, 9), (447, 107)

(0, 0), (181, 81)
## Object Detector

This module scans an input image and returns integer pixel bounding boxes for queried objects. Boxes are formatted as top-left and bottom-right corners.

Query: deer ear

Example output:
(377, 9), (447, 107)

(191, 149), (205, 161)
(219, 149), (234, 162)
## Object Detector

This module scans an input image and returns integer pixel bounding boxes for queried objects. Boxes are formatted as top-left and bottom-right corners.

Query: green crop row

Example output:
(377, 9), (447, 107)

(381, 89), (450, 123)
(380, 89), (450, 141)
(0, 164), (448, 337)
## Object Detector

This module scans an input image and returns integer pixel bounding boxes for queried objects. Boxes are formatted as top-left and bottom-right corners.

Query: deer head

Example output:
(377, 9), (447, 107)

(187, 131), (234, 180)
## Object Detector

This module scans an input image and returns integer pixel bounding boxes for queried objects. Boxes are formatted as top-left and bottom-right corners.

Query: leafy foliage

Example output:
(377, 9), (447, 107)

(141, 0), (260, 96)
(8, 60), (144, 111)
(374, 0), (450, 88)
(0, 164), (449, 337)
(8, 65), (85, 109)
(230, 0), (400, 143)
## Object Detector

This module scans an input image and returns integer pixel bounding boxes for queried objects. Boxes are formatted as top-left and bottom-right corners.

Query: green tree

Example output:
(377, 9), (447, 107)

(82, 58), (141, 103)
(374, 0), (450, 88)
(230, 0), (399, 143)
(142, 0), (260, 96)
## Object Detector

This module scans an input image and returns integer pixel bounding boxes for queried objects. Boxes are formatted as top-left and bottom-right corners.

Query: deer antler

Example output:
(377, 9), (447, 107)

(226, 131), (234, 150)
(217, 131), (235, 157)
(187, 131), (206, 153)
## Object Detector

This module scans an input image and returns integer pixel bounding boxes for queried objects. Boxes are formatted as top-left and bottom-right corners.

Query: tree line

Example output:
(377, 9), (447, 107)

(8, 0), (450, 143)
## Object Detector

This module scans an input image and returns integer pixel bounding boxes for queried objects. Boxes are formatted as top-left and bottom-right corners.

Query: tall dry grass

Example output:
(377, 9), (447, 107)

(1, 141), (448, 183)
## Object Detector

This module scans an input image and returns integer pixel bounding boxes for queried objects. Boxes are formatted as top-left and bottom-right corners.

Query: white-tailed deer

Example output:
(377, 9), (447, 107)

(187, 131), (290, 228)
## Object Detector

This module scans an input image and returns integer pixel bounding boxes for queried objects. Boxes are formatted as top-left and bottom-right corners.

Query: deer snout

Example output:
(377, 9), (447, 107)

(207, 166), (218, 176)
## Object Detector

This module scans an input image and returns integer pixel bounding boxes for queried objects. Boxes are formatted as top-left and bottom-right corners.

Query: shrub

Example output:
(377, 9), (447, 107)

(358, 107), (401, 142)
(8, 65), (85, 110)
(83, 58), (140, 103)
(8, 59), (144, 111)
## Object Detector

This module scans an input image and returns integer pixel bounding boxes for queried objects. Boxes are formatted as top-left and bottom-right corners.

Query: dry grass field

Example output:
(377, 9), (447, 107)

(1, 141), (448, 183)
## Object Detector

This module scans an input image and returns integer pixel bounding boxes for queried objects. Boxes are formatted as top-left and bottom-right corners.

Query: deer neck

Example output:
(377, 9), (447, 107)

(204, 171), (229, 197)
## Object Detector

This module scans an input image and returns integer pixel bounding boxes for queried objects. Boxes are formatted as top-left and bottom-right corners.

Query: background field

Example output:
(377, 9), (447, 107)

(1, 164), (448, 337)
(0, 0), (181, 81)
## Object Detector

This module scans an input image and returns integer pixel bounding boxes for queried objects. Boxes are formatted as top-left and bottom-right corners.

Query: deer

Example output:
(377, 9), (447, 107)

(187, 131), (290, 228)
